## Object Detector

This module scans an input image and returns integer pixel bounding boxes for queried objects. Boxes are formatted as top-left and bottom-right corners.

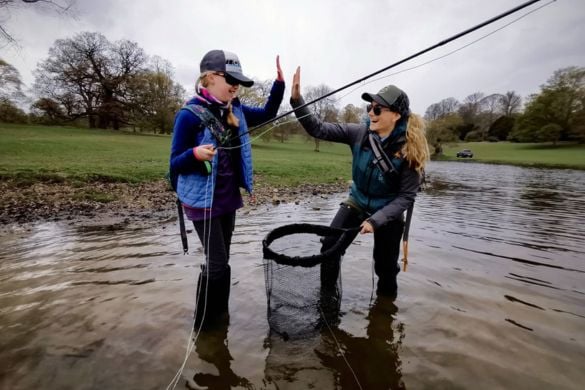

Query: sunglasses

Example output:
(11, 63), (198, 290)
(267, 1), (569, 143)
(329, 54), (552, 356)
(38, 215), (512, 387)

(366, 104), (390, 116)
(214, 72), (240, 86)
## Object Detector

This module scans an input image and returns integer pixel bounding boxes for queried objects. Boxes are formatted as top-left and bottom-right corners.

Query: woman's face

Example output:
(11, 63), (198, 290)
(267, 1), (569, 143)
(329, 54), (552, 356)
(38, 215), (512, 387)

(206, 72), (240, 103)
(367, 102), (401, 135)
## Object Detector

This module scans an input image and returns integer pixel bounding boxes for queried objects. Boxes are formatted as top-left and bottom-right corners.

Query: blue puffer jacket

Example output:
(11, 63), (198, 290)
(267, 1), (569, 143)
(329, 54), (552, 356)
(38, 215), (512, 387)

(170, 80), (285, 209)
(177, 103), (252, 208)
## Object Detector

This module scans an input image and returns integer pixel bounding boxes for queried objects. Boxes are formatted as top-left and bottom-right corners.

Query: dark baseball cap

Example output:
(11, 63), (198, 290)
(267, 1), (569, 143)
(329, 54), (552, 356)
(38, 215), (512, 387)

(200, 50), (254, 87)
(362, 85), (410, 117)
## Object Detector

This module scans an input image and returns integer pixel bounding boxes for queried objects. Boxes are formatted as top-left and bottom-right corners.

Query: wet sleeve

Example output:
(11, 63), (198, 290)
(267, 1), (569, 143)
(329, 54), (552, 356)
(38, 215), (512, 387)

(242, 80), (285, 126)
(170, 110), (212, 175)
(367, 166), (421, 229)
(290, 96), (362, 145)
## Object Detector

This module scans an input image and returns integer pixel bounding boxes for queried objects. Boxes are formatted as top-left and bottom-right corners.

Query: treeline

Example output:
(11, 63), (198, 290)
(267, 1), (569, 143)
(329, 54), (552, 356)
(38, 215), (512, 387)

(1, 31), (583, 147)
(1, 32), (186, 134)
(424, 66), (585, 153)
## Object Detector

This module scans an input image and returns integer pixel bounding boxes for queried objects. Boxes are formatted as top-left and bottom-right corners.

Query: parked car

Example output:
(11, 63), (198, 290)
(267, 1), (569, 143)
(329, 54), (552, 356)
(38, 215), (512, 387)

(456, 149), (474, 158)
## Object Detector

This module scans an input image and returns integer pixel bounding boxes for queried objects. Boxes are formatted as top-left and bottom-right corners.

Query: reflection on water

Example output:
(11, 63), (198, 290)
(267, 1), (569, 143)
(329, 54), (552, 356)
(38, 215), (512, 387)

(1, 161), (584, 389)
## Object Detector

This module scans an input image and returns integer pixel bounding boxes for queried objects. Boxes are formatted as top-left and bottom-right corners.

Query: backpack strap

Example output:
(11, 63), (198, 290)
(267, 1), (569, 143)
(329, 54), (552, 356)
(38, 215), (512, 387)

(368, 133), (400, 177)
(182, 104), (231, 146)
(368, 132), (416, 272)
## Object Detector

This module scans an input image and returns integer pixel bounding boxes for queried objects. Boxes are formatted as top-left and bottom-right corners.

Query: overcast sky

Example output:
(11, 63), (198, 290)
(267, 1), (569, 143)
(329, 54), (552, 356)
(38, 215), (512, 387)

(2, 0), (584, 114)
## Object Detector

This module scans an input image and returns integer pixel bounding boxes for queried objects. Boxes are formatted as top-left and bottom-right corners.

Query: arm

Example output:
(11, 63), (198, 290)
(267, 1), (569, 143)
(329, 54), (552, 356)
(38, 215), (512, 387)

(170, 110), (215, 175)
(241, 79), (285, 126)
(289, 66), (362, 144)
(367, 166), (421, 229)
(290, 96), (362, 144)
(242, 55), (286, 126)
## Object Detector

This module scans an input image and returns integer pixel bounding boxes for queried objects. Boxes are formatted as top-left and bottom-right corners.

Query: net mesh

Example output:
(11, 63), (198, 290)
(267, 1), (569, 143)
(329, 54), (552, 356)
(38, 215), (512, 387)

(262, 224), (356, 339)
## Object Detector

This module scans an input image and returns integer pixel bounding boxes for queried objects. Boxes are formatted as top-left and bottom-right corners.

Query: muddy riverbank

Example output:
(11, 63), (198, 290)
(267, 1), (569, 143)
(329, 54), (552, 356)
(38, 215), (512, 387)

(0, 177), (349, 228)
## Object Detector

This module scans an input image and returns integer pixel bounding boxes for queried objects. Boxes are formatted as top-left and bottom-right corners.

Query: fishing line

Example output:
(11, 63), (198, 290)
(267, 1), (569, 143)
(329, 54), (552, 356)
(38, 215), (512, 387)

(319, 0), (556, 110)
(366, 0), (557, 86)
(318, 305), (363, 390)
(223, 0), (546, 143)
(166, 173), (216, 390)
(217, 110), (314, 151)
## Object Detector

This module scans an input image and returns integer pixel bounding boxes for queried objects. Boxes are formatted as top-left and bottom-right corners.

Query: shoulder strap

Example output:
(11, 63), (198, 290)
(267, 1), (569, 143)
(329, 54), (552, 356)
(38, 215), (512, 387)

(369, 133), (397, 175)
(182, 104), (229, 145)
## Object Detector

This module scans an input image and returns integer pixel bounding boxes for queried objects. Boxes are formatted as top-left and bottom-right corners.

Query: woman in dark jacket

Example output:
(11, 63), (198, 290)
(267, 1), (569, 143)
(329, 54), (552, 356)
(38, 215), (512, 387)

(290, 67), (429, 299)
(170, 50), (285, 328)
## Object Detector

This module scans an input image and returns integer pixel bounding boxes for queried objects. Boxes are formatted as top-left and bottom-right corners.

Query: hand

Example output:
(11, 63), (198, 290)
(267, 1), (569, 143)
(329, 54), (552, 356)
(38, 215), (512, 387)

(194, 144), (216, 161)
(291, 66), (301, 100)
(276, 55), (284, 81)
(360, 220), (374, 234)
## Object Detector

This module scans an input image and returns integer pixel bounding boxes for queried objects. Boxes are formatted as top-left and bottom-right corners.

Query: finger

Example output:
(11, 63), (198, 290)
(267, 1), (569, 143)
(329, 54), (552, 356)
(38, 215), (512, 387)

(276, 55), (281, 71)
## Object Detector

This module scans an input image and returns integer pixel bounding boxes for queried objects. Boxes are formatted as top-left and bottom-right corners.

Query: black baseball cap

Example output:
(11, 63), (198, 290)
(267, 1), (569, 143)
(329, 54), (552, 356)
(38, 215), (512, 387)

(200, 50), (254, 87)
(362, 85), (410, 117)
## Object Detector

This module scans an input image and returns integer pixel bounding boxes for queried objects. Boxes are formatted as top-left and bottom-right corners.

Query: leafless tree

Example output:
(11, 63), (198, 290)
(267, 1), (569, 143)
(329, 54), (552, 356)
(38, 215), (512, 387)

(304, 84), (336, 151)
(34, 31), (147, 129)
(424, 97), (460, 120)
(498, 91), (522, 116)
(1, 0), (75, 46)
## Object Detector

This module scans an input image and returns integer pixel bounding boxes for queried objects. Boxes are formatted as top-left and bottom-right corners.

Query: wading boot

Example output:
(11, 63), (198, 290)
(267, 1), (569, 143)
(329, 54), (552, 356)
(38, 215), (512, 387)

(194, 266), (231, 330)
(194, 271), (209, 330)
(376, 276), (398, 300)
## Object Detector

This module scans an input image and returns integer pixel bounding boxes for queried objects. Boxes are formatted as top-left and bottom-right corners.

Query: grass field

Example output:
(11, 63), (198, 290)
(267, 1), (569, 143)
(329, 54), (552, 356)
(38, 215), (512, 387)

(442, 142), (585, 169)
(1, 124), (583, 187)
(0, 124), (352, 186)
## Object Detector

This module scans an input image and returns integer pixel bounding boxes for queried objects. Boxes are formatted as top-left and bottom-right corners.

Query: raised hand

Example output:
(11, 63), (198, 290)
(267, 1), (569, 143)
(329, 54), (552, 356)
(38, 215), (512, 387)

(276, 55), (284, 81)
(291, 66), (301, 100)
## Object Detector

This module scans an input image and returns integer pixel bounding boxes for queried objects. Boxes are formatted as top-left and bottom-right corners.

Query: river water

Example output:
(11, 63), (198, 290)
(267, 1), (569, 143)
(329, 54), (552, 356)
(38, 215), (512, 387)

(1, 161), (584, 389)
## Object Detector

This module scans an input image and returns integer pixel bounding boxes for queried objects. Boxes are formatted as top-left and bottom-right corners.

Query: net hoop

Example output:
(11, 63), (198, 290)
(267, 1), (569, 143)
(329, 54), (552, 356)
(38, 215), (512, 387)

(262, 223), (359, 267)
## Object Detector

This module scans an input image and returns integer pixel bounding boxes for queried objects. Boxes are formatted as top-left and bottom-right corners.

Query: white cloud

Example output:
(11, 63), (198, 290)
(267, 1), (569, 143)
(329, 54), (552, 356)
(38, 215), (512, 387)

(2, 0), (584, 114)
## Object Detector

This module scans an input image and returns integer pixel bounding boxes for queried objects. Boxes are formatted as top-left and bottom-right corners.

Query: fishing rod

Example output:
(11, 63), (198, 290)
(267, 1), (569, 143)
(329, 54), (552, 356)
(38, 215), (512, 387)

(231, 0), (544, 141)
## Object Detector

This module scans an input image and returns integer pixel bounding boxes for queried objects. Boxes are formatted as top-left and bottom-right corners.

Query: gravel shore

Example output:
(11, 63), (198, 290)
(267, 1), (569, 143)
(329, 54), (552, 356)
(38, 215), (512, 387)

(0, 177), (349, 229)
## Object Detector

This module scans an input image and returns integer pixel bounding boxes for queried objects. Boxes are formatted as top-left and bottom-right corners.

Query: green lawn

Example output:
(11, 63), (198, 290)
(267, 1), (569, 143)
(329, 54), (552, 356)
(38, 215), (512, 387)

(0, 124), (352, 186)
(442, 142), (585, 169)
(2, 124), (583, 187)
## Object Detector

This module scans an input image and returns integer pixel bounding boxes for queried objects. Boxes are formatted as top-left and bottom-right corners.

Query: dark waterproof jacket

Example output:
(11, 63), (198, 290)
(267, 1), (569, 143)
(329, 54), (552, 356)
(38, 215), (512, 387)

(291, 97), (421, 229)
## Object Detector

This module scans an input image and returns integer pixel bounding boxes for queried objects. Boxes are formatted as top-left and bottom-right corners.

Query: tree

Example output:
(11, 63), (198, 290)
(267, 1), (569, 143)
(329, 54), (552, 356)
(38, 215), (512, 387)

(535, 123), (562, 145)
(426, 113), (462, 156)
(30, 97), (65, 124)
(0, 97), (27, 123)
(498, 91), (522, 116)
(304, 84), (336, 151)
(0, 58), (24, 101)
(237, 79), (283, 141)
(34, 32), (147, 129)
(1, 0), (74, 45)
(488, 115), (516, 141)
(457, 92), (485, 140)
(129, 57), (185, 134)
(238, 79), (272, 107)
(477, 93), (503, 139)
(424, 97), (459, 121)
(511, 66), (584, 142)
(340, 103), (362, 123)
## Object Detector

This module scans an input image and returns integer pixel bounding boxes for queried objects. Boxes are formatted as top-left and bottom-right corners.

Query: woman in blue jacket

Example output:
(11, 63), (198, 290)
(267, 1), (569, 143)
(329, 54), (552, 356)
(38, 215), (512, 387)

(170, 50), (285, 328)
(290, 67), (429, 300)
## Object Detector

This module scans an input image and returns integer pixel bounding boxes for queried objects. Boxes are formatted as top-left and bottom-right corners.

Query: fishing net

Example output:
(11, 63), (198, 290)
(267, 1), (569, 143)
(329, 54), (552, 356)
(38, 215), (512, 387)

(262, 224), (358, 339)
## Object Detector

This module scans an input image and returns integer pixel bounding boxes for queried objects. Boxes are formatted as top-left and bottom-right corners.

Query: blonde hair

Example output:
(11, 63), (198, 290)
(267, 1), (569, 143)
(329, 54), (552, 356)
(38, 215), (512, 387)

(197, 71), (239, 127)
(401, 113), (430, 174)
